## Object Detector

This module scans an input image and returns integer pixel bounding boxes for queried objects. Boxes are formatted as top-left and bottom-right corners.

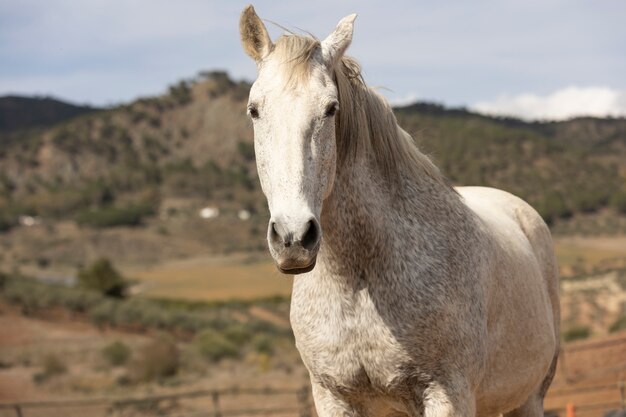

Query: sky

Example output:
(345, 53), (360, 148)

(0, 0), (625, 120)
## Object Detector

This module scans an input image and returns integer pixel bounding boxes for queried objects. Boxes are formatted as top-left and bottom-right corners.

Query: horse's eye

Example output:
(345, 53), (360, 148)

(324, 102), (339, 118)
(248, 105), (260, 119)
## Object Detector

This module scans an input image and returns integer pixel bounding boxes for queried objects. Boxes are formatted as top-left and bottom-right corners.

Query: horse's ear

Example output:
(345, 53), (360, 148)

(240, 5), (273, 62)
(321, 13), (357, 64)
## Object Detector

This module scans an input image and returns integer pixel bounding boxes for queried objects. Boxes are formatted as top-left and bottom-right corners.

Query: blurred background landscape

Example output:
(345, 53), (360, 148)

(1, 1), (625, 416)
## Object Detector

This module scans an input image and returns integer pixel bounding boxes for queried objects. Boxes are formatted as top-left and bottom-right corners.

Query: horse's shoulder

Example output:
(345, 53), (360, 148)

(455, 186), (545, 230)
(456, 186), (528, 208)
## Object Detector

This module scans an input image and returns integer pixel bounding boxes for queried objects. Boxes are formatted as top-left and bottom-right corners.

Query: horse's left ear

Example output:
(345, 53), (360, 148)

(240, 5), (273, 62)
(321, 13), (357, 64)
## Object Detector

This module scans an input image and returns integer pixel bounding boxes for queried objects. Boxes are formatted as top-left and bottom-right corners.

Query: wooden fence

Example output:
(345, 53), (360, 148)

(2, 380), (626, 417)
(545, 380), (626, 416)
(0, 386), (313, 417)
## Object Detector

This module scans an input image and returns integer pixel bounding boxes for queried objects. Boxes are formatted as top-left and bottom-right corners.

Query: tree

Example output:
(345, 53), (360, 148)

(610, 190), (626, 214)
(78, 258), (128, 297)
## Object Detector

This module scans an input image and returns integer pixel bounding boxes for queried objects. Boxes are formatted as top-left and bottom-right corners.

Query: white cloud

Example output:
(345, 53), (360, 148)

(472, 86), (626, 121)
(1, 2), (625, 107)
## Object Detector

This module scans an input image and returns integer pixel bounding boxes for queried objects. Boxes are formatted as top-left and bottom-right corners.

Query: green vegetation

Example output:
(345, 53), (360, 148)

(0, 273), (292, 355)
(611, 191), (626, 214)
(193, 328), (240, 362)
(102, 340), (132, 366)
(536, 192), (572, 225)
(251, 334), (274, 355)
(1, 72), (625, 241)
(0, 212), (14, 232)
(609, 315), (626, 333)
(76, 203), (155, 228)
(3, 275), (102, 314)
(237, 141), (255, 161)
(562, 325), (592, 342)
(395, 104), (626, 226)
(169, 81), (192, 105)
(78, 258), (128, 297)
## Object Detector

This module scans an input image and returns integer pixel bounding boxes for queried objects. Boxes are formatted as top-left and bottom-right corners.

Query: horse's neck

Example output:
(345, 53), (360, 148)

(319, 147), (461, 283)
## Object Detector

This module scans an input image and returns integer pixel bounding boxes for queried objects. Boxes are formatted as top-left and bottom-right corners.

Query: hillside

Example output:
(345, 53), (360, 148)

(0, 95), (98, 133)
(395, 104), (626, 227)
(0, 71), (625, 264)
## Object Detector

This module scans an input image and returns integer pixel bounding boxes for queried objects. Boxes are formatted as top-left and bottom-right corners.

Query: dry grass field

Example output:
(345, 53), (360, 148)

(554, 235), (626, 277)
(127, 254), (291, 301)
(120, 235), (626, 305)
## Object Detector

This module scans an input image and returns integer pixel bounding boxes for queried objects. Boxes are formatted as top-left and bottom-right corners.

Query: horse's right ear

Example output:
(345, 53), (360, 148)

(240, 5), (273, 62)
(321, 13), (357, 64)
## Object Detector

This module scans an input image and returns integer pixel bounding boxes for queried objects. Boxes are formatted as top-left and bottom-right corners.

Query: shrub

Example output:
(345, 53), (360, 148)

(34, 353), (67, 383)
(76, 203), (154, 228)
(562, 325), (591, 342)
(223, 323), (252, 345)
(78, 258), (128, 297)
(611, 191), (626, 214)
(193, 328), (239, 362)
(0, 212), (14, 232)
(168, 81), (192, 105)
(2, 275), (102, 313)
(610, 315), (626, 333)
(569, 188), (608, 214)
(102, 340), (131, 366)
(36, 257), (50, 268)
(537, 192), (571, 224)
(129, 333), (179, 382)
(237, 141), (255, 162)
(252, 334), (274, 355)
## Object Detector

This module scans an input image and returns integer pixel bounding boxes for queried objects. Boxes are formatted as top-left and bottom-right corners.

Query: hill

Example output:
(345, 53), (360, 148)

(395, 103), (626, 227)
(0, 95), (98, 133)
(0, 71), (625, 258)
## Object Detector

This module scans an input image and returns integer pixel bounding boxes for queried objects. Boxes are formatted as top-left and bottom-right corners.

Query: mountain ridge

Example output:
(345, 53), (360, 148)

(0, 71), (625, 241)
(0, 95), (99, 133)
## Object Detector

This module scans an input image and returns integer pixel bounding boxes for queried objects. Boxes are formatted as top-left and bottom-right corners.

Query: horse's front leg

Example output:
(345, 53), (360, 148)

(311, 382), (359, 417)
(422, 380), (476, 417)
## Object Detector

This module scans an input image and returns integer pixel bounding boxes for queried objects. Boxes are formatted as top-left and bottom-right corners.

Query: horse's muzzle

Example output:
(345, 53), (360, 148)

(268, 216), (321, 274)
(276, 256), (317, 275)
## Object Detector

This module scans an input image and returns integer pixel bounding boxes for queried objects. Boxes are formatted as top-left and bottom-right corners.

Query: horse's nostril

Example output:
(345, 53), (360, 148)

(269, 218), (319, 251)
(301, 219), (319, 251)
(270, 222), (280, 241)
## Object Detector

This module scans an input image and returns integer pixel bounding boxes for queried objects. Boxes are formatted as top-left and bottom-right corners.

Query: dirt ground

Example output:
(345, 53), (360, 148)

(0, 301), (309, 417)
(2, 302), (626, 416)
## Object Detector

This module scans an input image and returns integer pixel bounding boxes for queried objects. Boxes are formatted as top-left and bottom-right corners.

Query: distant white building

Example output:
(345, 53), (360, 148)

(18, 215), (41, 227)
(238, 209), (251, 221)
(199, 206), (220, 219)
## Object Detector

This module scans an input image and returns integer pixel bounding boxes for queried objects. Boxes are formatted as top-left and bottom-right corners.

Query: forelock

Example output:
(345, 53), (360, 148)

(268, 35), (322, 87)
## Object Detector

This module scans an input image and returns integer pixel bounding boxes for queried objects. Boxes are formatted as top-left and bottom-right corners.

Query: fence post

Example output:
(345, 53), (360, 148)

(212, 390), (221, 417)
(297, 385), (311, 417)
(13, 405), (23, 417)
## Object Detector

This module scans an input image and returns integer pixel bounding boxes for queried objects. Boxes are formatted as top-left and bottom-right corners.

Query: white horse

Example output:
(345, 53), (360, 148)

(239, 6), (559, 417)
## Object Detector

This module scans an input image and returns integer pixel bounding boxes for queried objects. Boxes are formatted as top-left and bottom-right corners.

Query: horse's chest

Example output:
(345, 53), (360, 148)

(310, 339), (412, 398)
(291, 288), (416, 398)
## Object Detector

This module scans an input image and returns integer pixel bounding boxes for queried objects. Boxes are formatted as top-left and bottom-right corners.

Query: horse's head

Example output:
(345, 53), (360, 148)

(239, 5), (355, 274)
